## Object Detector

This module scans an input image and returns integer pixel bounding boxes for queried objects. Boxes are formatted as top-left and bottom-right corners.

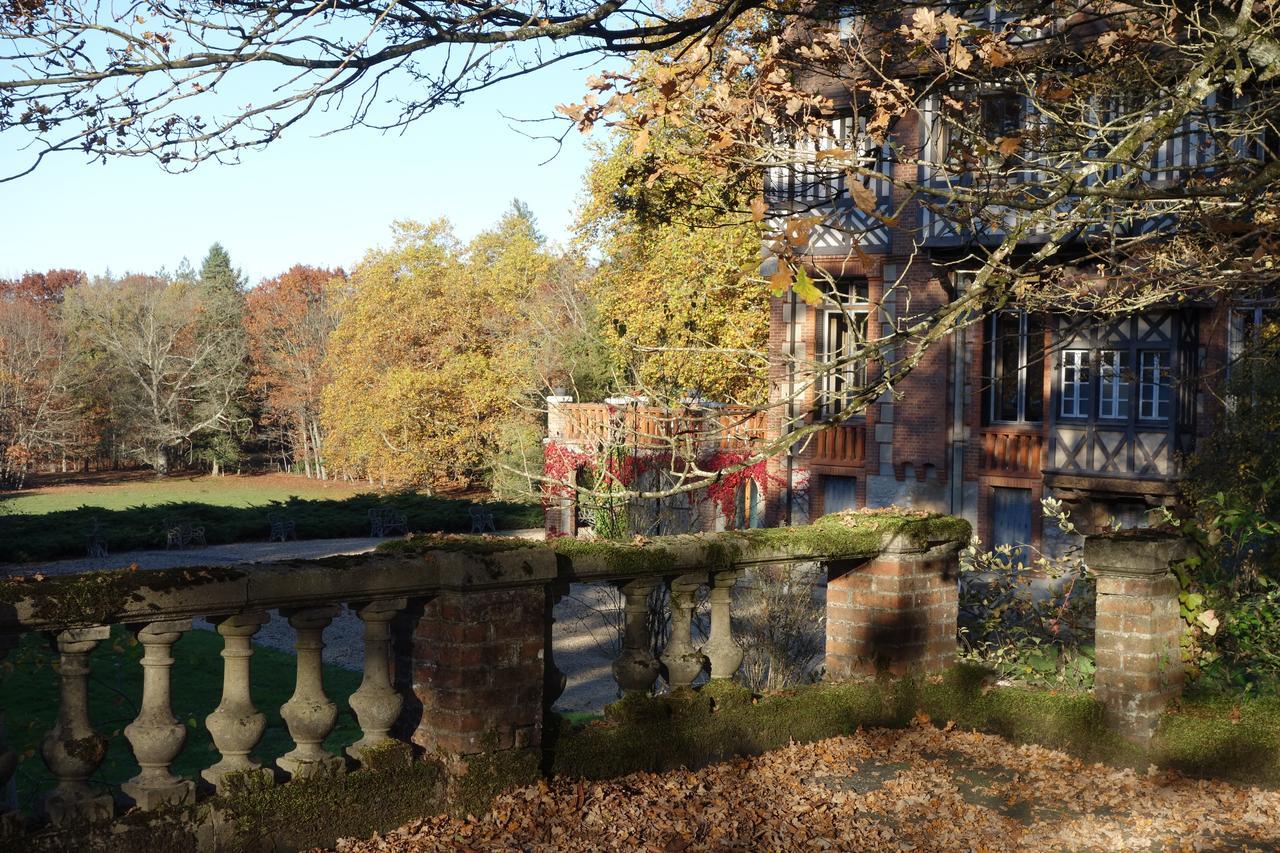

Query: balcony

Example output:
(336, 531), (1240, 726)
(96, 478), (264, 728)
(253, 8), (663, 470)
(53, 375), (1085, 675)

(980, 427), (1045, 477)
(0, 516), (968, 847)
(551, 402), (765, 455)
(810, 423), (867, 467)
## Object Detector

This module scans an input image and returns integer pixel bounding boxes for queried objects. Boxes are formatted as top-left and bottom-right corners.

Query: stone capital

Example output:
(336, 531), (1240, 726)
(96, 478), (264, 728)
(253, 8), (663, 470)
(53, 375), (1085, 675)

(1085, 533), (1189, 578)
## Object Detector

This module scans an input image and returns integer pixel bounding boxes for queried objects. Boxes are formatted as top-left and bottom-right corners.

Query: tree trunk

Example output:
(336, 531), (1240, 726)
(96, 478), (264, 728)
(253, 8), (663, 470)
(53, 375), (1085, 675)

(308, 417), (326, 481)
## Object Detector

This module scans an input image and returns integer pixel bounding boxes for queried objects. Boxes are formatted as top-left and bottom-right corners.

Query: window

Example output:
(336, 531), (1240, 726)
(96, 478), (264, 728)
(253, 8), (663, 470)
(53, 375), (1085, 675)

(1097, 350), (1130, 420)
(822, 475), (858, 515)
(980, 92), (1023, 138)
(1228, 306), (1279, 407)
(1059, 349), (1091, 418)
(1229, 306), (1280, 374)
(986, 310), (1044, 423)
(819, 280), (870, 418)
(1138, 351), (1172, 421)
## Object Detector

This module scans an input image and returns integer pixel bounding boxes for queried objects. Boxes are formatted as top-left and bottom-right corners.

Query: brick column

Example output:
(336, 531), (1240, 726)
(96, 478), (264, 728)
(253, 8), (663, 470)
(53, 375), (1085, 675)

(544, 395), (576, 537)
(409, 586), (546, 757)
(825, 534), (959, 677)
(1087, 533), (1188, 740)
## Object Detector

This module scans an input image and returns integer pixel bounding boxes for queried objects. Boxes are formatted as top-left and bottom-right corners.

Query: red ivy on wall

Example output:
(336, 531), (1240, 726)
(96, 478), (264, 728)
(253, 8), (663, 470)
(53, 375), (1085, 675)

(542, 441), (595, 505)
(702, 451), (782, 522)
(544, 443), (780, 525)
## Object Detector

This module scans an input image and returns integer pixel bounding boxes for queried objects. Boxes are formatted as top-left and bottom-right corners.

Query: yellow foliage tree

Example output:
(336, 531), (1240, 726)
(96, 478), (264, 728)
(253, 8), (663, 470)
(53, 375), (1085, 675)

(576, 54), (770, 406)
(321, 213), (550, 490)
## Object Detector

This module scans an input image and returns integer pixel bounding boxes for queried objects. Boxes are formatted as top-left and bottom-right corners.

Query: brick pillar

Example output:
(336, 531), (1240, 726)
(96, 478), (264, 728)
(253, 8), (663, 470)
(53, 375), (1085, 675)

(544, 395), (576, 537)
(1087, 533), (1188, 740)
(825, 534), (959, 677)
(409, 586), (546, 757)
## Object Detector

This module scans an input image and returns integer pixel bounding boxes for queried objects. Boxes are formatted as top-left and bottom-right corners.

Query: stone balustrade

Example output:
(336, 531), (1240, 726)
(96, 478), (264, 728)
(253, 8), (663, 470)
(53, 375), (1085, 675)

(0, 512), (972, 835)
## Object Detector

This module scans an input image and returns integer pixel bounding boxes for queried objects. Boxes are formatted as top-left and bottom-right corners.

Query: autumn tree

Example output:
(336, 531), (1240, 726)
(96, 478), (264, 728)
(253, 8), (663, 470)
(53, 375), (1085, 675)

(576, 50), (770, 405)
(64, 273), (249, 474)
(0, 0), (763, 177)
(0, 272), (83, 487)
(4, 0), (1278, 504)
(322, 212), (554, 490)
(534, 0), (1280, 502)
(245, 264), (345, 478)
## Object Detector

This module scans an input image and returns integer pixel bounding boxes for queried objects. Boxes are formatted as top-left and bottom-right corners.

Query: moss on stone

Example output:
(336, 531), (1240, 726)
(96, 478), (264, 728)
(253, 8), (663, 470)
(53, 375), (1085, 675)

(216, 744), (446, 851)
(728, 511), (972, 561)
(446, 747), (542, 819)
(550, 537), (680, 575)
(0, 564), (247, 627)
(376, 533), (537, 557)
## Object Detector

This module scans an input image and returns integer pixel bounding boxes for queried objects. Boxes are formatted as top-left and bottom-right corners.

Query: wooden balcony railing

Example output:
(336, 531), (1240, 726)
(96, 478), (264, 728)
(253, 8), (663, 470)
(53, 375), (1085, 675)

(554, 403), (766, 454)
(811, 423), (867, 467)
(981, 428), (1045, 476)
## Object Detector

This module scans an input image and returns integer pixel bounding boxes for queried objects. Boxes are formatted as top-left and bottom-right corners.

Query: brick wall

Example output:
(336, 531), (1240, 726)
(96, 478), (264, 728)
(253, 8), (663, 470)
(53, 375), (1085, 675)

(825, 542), (959, 677)
(1086, 535), (1187, 740)
(407, 587), (546, 755)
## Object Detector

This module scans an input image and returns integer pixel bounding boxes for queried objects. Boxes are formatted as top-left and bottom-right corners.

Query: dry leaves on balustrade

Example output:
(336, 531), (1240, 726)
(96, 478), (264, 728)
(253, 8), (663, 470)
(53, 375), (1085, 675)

(331, 721), (1280, 852)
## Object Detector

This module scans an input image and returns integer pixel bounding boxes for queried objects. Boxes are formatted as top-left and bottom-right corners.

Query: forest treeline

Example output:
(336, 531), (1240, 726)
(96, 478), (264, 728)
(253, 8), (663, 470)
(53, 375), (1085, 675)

(0, 136), (769, 493)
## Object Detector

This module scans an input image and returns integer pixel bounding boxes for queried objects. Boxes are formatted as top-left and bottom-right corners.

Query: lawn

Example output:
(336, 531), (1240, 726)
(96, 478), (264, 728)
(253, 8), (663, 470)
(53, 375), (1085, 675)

(1, 472), (365, 516)
(3, 626), (364, 814)
(0, 473), (544, 564)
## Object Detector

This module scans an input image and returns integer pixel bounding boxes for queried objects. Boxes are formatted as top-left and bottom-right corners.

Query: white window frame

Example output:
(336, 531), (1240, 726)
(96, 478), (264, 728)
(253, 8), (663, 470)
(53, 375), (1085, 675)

(819, 281), (870, 414)
(1097, 350), (1130, 420)
(1138, 351), (1172, 422)
(987, 310), (1044, 424)
(1059, 349), (1090, 419)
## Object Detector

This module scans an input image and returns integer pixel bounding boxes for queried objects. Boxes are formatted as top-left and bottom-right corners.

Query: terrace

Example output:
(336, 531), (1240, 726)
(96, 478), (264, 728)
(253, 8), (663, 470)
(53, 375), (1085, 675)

(0, 514), (1235, 849)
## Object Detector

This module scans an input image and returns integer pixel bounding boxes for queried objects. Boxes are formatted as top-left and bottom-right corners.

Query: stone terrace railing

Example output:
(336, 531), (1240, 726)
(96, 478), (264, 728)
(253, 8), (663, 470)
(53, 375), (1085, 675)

(0, 514), (965, 833)
(0, 515), (1189, 842)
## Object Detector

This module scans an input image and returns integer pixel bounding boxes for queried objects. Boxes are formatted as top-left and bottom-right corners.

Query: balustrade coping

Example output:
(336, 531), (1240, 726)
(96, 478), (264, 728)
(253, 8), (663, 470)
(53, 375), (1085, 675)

(0, 511), (970, 634)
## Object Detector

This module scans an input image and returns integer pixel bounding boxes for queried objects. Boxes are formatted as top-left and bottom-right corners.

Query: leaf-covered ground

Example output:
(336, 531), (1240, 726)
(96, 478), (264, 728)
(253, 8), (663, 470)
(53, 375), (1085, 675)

(332, 718), (1280, 851)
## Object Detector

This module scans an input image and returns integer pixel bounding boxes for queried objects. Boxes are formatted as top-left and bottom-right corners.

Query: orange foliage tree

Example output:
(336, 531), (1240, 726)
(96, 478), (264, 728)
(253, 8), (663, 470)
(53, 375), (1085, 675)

(0, 270), (85, 487)
(245, 265), (345, 479)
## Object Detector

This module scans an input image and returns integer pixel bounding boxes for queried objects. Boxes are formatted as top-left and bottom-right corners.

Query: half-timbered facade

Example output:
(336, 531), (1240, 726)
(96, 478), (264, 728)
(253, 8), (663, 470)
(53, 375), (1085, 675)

(759, 12), (1260, 555)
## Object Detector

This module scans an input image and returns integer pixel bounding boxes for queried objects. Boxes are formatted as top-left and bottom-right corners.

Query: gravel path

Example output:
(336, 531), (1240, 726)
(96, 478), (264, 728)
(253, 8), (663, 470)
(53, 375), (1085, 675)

(1, 537), (390, 578)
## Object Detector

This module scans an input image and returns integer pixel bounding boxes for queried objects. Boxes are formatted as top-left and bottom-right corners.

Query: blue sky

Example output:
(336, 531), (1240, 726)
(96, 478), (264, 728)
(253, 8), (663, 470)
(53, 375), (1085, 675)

(0, 57), (608, 285)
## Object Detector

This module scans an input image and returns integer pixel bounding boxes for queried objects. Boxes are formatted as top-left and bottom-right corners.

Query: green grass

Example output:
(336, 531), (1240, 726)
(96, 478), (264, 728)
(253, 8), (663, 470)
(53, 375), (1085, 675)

(1, 474), (364, 516)
(0, 475), (543, 563)
(2, 625), (363, 813)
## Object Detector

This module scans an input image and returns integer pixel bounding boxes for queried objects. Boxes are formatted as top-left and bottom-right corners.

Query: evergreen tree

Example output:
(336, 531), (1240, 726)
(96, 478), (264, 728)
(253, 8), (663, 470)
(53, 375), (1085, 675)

(199, 243), (247, 296)
(191, 243), (250, 473)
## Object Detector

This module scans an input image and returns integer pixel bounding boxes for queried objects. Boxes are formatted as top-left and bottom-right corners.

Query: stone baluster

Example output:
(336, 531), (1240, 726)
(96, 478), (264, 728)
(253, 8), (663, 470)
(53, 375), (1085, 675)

(278, 606), (344, 778)
(41, 626), (113, 825)
(612, 578), (661, 695)
(347, 599), (405, 764)
(123, 620), (194, 810)
(661, 576), (708, 689)
(1, 636), (19, 831)
(702, 570), (744, 680)
(203, 611), (273, 792)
